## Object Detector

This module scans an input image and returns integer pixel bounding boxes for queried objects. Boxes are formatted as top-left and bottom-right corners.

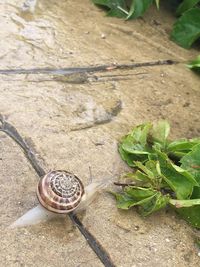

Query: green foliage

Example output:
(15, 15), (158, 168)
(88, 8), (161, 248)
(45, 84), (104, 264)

(92, 0), (200, 48)
(127, 0), (153, 20)
(113, 121), (200, 228)
(176, 0), (200, 15)
(187, 55), (200, 71)
(171, 8), (200, 49)
(170, 186), (200, 227)
(92, 0), (158, 19)
(92, 0), (129, 17)
(180, 143), (200, 184)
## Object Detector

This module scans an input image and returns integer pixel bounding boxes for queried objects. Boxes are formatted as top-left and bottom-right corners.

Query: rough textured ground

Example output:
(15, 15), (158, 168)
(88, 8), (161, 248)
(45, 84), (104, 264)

(0, 0), (200, 266)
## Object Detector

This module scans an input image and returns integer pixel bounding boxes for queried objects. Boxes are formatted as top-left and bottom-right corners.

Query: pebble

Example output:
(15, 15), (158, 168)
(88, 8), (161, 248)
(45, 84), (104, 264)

(134, 225), (140, 231)
(69, 232), (74, 238)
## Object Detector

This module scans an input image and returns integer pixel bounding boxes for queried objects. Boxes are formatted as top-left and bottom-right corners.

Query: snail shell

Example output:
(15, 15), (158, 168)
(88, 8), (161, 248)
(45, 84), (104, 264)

(37, 170), (84, 214)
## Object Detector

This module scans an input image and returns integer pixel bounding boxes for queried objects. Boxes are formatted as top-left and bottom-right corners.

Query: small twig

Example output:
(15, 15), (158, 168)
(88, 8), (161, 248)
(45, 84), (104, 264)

(191, 165), (200, 169)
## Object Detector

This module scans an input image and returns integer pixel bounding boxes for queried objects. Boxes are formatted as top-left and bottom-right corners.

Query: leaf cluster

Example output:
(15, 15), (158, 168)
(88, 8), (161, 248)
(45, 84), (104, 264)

(187, 55), (200, 72)
(113, 121), (200, 228)
(92, 0), (200, 49)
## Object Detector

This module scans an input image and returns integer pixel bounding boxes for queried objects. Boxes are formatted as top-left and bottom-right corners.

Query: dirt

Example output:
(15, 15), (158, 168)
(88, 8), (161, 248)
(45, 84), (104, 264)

(0, 0), (200, 266)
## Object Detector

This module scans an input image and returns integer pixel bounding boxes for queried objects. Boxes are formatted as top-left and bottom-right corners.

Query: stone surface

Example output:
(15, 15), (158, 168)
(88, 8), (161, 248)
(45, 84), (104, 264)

(0, 0), (200, 266)
(0, 134), (103, 267)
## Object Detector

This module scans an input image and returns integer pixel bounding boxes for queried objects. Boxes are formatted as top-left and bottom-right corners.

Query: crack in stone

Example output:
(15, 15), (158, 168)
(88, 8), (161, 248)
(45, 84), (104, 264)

(0, 59), (177, 75)
(69, 213), (116, 267)
(0, 114), (116, 267)
(0, 114), (45, 177)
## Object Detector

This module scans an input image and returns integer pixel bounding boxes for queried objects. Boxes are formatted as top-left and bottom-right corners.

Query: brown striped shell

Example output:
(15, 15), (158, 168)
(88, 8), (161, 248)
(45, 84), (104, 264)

(37, 170), (84, 214)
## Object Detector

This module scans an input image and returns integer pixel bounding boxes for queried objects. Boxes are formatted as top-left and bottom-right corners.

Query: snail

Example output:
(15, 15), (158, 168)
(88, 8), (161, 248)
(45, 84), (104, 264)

(10, 170), (109, 228)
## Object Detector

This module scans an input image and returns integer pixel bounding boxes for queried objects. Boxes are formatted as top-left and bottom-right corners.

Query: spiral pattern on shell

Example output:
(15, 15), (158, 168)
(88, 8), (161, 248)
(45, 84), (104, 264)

(37, 170), (84, 214)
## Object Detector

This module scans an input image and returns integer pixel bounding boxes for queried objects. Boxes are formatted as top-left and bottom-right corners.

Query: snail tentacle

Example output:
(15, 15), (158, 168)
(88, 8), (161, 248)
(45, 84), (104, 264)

(75, 178), (111, 213)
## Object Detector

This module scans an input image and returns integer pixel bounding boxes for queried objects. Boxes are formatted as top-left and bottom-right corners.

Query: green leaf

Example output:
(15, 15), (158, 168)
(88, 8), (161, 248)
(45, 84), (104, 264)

(170, 187), (200, 228)
(151, 120), (170, 148)
(167, 138), (200, 162)
(127, 0), (153, 20)
(125, 186), (157, 200)
(156, 150), (198, 199)
(146, 160), (162, 176)
(121, 135), (150, 155)
(181, 143), (200, 185)
(171, 163), (198, 184)
(167, 138), (200, 153)
(134, 161), (155, 180)
(124, 170), (151, 184)
(169, 151), (192, 160)
(119, 122), (152, 166)
(111, 192), (136, 209)
(118, 143), (135, 167)
(139, 192), (169, 216)
(176, 0), (200, 15)
(133, 160), (162, 187)
(176, 206), (200, 228)
(187, 55), (200, 70)
(92, 0), (128, 18)
(130, 122), (152, 146)
(112, 187), (158, 209)
(170, 186), (200, 205)
(171, 8), (200, 49)
(154, 0), (159, 9)
(118, 143), (147, 167)
(170, 198), (200, 208)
